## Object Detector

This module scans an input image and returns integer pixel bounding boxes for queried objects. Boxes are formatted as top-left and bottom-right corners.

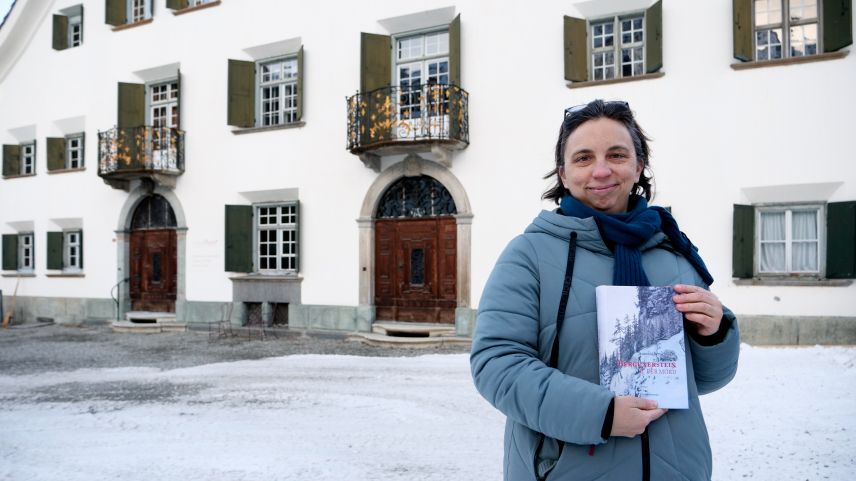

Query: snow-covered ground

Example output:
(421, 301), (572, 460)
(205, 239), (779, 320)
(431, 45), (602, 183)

(0, 344), (854, 480)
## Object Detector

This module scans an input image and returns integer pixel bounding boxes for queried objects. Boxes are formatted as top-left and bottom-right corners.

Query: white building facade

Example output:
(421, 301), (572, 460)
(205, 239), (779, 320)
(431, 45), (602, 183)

(0, 0), (854, 342)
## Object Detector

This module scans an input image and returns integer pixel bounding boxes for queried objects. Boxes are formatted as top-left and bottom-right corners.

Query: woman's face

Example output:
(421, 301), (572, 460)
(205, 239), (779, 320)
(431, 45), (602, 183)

(559, 117), (643, 214)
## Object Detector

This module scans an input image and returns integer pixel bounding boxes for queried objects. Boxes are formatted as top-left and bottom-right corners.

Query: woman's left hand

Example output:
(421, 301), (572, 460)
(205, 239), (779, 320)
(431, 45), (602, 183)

(672, 284), (723, 337)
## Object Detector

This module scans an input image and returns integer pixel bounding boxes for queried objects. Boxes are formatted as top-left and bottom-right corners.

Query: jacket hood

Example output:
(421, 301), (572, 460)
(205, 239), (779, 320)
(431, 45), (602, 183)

(525, 209), (667, 255)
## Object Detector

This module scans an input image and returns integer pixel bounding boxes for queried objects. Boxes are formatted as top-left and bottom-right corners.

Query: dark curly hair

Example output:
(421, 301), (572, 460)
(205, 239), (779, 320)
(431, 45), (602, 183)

(542, 99), (654, 204)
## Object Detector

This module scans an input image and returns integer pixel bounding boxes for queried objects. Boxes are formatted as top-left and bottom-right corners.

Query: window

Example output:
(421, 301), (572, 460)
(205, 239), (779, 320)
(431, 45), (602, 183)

(149, 80), (179, 150)
(65, 231), (82, 270)
(21, 142), (35, 175)
(128, 0), (151, 23)
(395, 30), (450, 121)
(563, 2), (662, 84)
(733, 202), (856, 280)
(69, 15), (83, 47)
(590, 16), (644, 81)
(53, 6), (83, 50)
(227, 45), (305, 130)
(733, 0), (852, 63)
(2, 142), (36, 177)
(67, 134), (84, 169)
(18, 234), (34, 271)
(258, 57), (299, 126)
(754, 0), (818, 60)
(758, 206), (821, 274)
(256, 204), (298, 272)
(224, 201), (300, 273)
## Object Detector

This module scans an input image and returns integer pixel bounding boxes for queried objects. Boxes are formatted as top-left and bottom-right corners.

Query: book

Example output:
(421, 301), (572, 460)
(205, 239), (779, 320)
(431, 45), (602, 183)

(595, 285), (688, 409)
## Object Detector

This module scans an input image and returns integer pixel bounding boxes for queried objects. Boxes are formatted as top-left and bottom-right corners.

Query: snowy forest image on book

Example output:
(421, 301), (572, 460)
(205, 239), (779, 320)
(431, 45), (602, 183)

(596, 286), (688, 409)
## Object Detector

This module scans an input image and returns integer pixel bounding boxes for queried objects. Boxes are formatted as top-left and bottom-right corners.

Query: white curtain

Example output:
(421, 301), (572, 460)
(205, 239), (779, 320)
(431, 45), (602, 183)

(760, 212), (786, 272)
(792, 210), (818, 272)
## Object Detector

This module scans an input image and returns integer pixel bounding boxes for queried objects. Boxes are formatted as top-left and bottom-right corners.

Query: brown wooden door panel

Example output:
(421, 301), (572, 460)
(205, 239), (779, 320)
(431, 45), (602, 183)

(374, 217), (456, 323)
(129, 229), (177, 312)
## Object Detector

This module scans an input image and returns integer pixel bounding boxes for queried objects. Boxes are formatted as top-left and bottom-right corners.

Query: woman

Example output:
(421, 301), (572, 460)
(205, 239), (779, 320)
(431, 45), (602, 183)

(470, 100), (739, 481)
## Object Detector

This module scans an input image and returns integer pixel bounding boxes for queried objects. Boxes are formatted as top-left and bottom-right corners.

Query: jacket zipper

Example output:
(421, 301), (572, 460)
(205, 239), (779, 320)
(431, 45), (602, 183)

(642, 427), (650, 481)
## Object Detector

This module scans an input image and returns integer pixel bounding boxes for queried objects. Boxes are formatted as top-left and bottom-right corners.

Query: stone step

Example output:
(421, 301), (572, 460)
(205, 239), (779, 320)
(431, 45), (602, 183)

(348, 331), (471, 348)
(372, 321), (456, 338)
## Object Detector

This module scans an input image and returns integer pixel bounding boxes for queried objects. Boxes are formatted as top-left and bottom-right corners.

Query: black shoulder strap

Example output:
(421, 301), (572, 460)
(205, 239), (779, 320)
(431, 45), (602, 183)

(549, 231), (577, 368)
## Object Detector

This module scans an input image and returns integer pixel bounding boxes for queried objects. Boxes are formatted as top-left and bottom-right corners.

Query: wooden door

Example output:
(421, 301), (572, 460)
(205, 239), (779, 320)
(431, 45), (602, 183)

(129, 229), (177, 312)
(375, 217), (456, 323)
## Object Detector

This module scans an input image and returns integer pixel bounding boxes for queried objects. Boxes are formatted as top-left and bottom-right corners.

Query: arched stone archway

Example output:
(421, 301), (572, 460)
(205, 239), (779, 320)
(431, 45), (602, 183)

(358, 156), (472, 325)
(115, 185), (188, 320)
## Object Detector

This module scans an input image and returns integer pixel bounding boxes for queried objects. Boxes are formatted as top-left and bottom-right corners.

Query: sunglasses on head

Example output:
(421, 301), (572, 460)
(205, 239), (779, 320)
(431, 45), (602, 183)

(564, 100), (630, 117)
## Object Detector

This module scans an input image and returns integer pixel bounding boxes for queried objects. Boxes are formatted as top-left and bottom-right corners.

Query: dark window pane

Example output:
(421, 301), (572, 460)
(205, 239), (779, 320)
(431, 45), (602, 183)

(411, 248), (425, 285)
(151, 253), (162, 282)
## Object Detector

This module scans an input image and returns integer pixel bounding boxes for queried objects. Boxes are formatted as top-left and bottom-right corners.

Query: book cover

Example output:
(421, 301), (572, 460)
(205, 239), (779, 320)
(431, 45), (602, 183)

(596, 286), (688, 409)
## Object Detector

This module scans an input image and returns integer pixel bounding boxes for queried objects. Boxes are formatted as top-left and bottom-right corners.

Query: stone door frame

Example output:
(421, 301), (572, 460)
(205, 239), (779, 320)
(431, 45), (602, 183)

(358, 157), (472, 323)
(115, 185), (187, 320)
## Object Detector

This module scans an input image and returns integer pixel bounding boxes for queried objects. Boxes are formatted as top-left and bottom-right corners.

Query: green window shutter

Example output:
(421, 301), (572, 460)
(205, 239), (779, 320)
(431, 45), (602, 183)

(53, 14), (69, 50)
(732, 204), (755, 278)
(823, 0), (853, 52)
(167, 0), (188, 10)
(296, 46), (304, 121)
(2, 234), (17, 271)
(79, 230), (84, 269)
(564, 15), (588, 82)
(733, 0), (753, 61)
(227, 59), (256, 128)
(826, 201), (856, 278)
(225, 205), (253, 272)
(117, 82), (145, 129)
(47, 137), (66, 171)
(47, 232), (64, 270)
(645, 0), (663, 73)
(3, 145), (20, 177)
(449, 14), (461, 86)
(105, 0), (126, 26)
(360, 32), (392, 93)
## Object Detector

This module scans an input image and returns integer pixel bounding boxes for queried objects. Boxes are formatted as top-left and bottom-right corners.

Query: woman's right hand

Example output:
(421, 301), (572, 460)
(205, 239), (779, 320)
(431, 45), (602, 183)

(610, 396), (668, 437)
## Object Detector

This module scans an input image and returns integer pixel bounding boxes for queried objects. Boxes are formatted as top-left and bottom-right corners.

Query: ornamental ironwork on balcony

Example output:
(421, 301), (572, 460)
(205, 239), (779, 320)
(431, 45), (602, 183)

(346, 83), (469, 158)
(98, 126), (185, 189)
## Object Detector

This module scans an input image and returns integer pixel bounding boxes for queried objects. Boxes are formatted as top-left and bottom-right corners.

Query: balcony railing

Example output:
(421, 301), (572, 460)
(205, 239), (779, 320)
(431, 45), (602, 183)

(347, 83), (469, 154)
(98, 126), (185, 179)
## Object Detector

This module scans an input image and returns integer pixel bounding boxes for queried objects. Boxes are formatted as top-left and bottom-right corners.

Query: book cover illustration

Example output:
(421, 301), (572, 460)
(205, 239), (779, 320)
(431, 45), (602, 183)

(596, 285), (688, 409)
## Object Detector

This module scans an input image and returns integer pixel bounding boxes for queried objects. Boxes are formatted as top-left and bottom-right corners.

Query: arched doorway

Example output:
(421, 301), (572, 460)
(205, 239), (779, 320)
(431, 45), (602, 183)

(374, 175), (457, 323)
(129, 194), (177, 312)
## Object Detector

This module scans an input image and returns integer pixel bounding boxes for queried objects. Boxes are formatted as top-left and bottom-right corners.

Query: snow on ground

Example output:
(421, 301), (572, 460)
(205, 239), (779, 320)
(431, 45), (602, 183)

(0, 344), (854, 480)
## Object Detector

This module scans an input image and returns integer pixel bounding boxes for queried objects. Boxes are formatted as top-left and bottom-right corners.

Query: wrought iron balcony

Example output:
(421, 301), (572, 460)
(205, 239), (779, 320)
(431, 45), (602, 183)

(346, 83), (469, 161)
(98, 126), (185, 189)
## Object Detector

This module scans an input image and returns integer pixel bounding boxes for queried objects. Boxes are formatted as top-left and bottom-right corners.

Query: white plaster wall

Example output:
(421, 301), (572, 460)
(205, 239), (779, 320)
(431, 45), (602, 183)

(1, 0), (854, 316)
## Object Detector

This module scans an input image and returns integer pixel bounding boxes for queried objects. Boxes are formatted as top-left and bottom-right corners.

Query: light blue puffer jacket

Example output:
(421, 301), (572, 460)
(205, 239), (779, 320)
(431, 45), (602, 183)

(471, 210), (740, 481)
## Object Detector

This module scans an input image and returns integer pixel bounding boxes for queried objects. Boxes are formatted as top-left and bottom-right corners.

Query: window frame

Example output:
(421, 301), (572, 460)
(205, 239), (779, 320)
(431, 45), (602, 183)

(753, 0), (823, 61)
(64, 230), (83, 272)
(21, 142), (35, 175)
(68, 14), (83, 47)
(127, 0), (152, 23)
(253, 202), (299, 275)
(755, 203), (826, 277)
(66, 133), (84, 169)
(18, 233), (34, 272)
(255, 56), (300, 128)
(587, 13), (646, 82)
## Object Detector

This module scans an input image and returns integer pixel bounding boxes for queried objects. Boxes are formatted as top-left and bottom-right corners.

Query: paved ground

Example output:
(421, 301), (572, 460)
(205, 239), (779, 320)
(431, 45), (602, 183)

(0, 323), (470, 377)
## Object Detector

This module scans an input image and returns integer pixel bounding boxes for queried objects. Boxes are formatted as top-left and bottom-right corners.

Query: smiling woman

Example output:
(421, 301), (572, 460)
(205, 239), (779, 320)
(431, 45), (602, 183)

(470, 100), (741, 481)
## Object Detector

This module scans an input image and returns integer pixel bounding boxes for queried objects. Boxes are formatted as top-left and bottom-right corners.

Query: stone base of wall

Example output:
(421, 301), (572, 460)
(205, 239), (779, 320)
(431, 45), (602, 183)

(5, 296), (853, 345)
(738, 315), (856, 345)
(0, 296), (115, 326)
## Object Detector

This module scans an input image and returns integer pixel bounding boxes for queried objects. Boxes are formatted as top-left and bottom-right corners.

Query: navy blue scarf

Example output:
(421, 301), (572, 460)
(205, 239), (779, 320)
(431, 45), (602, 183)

(559, 195), (714, 287)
